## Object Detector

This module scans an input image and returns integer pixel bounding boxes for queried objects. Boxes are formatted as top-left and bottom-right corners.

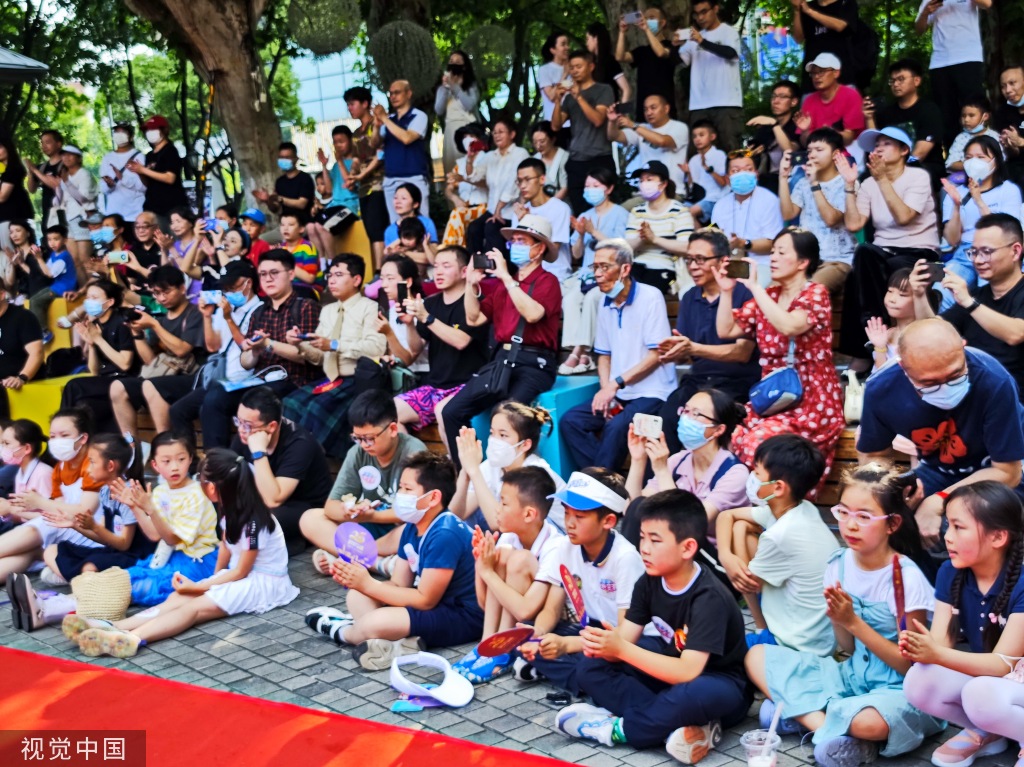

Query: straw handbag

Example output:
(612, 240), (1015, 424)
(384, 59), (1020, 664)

(71, 567), (132, 621)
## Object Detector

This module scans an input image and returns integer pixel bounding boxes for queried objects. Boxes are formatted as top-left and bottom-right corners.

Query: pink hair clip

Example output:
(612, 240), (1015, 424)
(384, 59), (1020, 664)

(988, 612), (1007, 627)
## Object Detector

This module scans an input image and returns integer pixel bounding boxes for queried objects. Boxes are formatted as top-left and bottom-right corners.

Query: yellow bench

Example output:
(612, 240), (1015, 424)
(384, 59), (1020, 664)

(332, 220), (374, 283)
(8, 374), (87, 431)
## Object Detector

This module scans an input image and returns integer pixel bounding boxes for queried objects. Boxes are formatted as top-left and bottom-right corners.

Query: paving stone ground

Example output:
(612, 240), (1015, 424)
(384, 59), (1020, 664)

(1, 554), (1017, 767)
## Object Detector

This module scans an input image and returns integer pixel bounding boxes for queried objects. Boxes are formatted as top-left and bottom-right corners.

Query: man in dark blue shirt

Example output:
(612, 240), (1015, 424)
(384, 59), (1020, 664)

(657, 230), (759, 453)
(858, 318), (1024, 546)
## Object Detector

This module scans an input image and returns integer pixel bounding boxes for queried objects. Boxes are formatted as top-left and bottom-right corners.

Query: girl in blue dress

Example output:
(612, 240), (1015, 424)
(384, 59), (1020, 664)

(745, 463), (945, 767)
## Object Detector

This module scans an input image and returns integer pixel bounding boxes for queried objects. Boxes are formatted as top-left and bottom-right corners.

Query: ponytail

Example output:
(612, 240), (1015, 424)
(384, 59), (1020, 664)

(198, 448), (275, 544)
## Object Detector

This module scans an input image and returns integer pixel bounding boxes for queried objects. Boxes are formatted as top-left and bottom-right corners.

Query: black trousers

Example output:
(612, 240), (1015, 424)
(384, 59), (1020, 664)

(565, 155), (616, 216)
(60, 376), (119, 432)
(931, 62), (985, 153)
(839, 243), (940, 358)
(466, 213), (508, 255)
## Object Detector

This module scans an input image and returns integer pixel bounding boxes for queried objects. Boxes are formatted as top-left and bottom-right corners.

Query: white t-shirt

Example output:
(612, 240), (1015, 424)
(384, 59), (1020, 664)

(711, 187), (784, 279)
(689, 147), (728, 203)
(469, 453), (567, 532)
(790, 174), (857, 266)
(99, 149), (146, 222)
(678, 23), (742, 110)
(455, 156), (488, 206)
(620, 120), (690, 190)
(469, 146), (531, 215)
(748, 500), (841, 656)
(210, 295), (263, 382)
(919, 0), (983, 69)
(538, 61), (569, 122)
(941, 180), (1023, 244)
(510, 197), (573, 281)
(823, 548), (935, 620)
(497, 519), (565, 582)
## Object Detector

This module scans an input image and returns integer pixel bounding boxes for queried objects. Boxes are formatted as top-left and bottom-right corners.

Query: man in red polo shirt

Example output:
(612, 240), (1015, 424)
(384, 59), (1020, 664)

(442, 214), (562, 468)
(795, 53), (865, 147)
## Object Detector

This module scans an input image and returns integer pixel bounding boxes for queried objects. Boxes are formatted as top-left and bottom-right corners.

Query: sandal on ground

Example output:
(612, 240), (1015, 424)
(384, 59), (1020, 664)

(557, 354), (581, 376)
(312, 549), (337, 576)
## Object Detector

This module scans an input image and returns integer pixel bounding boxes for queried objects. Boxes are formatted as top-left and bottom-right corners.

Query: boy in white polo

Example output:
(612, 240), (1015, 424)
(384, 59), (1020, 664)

(560, 238), (676, 471)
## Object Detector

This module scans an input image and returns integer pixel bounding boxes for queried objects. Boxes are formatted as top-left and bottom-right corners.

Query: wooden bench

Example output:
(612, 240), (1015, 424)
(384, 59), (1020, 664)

(818, 426), (908, 506)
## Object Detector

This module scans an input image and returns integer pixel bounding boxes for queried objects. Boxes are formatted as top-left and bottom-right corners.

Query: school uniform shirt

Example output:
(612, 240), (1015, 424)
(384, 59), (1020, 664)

(935, 558), (1024, 653)
(855, 167), (939, 250)
(791, 175), (857, 266)
(468, 453), (568, 533)
(417, 291), (490, 390)
(825, 549), (934, 622)
(329, 432), (427, 507)
(231, 419), (333, 512)
(625, 200), (695, 272)
(510, 197), (573, 281)
(0, 304), (43, 379)
(748, 499), (841, 655)
(944, 283), (1024, 402)
(918, 0), (983, 69)
(689, 147), (729, 204)
(859, 348), (1024, 484)
(99, 148), (146, 222)
(620, 120), (690, 190)
(678, 24), (742, 110)
(15, 459), (52, 500)
(398, 510), (478, 612)
(626, 564), (747, 671)
(274, 172), (316, 219)
(538, 530), (649, 631)
(151, 481), (218, 559)
(497, 518), (565, 578)
(143, 143), (188, 215)
(593, 280), (676, 401)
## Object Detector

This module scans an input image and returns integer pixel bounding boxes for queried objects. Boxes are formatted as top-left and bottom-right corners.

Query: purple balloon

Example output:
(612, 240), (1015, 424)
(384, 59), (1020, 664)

(334, 521), (378, 569)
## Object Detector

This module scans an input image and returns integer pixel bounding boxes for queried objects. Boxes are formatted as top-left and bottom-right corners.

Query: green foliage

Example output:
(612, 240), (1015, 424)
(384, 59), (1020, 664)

(367, 20), (440, 97)
(288, 0), (362, 56)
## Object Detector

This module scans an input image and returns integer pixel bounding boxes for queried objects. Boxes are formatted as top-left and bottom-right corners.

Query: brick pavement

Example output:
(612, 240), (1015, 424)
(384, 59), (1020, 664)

(1, 555), (1016, 767)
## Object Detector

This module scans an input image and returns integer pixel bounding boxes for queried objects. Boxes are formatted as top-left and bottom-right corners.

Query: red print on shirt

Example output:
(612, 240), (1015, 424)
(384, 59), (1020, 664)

(912, 419), (967, 464)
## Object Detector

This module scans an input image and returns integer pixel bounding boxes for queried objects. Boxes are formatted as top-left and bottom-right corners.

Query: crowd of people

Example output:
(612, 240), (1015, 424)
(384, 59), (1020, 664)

(0, 1), (1023, 765)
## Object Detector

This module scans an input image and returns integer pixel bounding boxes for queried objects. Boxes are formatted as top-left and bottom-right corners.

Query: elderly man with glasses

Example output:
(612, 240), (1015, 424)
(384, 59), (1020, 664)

(655, 229), (759, 453)
(857, 316), (1024, 548)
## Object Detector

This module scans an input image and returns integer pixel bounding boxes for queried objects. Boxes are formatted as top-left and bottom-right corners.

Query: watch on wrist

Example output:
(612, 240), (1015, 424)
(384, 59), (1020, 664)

(744, 239), (752, 250)
(614, 375), (626, 389)
(330, 339), (339, 351)
(16, 373), (28, 382)
(424, 313), (436, 326)
(967, 299), (982, 313)
(810, 183), (822, 192)
(251, 451), (267, 461)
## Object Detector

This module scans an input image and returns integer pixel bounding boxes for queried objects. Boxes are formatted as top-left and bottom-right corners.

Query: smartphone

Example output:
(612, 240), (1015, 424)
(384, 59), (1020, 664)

(203, 218), (227, 232)
(377, 291), (390, 316)
(396, 283), (408, 305)
(790, 150), (808, 167)
(922, 262), (945, 283)
(249, 331), (264, 343)
(561, 77), (573, 89)
(623, 10), (644, 24)
(473, 252), (495, 271)
(725, 259), (750, 279)
(299, 332), (317, 340)
(200, 290), (222, 305)
(675, 28), (691, 42)
(615, 102), (635, 117)
(106, 251), (129, 264)
(632, 413), (663, 440)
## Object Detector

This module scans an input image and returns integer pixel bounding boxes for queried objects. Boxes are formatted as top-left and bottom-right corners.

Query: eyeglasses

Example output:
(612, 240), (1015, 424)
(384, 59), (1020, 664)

(677, 407), (719, 423)
(592, 262), (618, 273)
(350, 423), (393, 446)
(830, 505), (891, 525)
(966, 243), (1014, 262)
(887, 76), (911, 85)
(232, 416), (266, 435)
(683, 254), (722, 266)
(912, 371), (969, 396)
(134, 223), (154, 230)
(516, 175), (541, 185)
(258, 269), (286, 279)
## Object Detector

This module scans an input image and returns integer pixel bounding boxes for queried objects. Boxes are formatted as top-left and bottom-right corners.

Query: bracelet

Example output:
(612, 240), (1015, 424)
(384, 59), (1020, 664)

(16, 373), (28, 382)
(873, 346), (887, 354)
(844, 186), (856, 194)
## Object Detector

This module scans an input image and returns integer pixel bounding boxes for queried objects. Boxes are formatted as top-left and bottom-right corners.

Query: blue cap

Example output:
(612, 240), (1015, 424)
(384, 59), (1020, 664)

(239, 208), (266, 225)
(857, 126), (913, 154)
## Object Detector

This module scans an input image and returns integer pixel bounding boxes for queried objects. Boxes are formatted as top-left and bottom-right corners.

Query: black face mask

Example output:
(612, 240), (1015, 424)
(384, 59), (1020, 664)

(447, 64), (465, 76)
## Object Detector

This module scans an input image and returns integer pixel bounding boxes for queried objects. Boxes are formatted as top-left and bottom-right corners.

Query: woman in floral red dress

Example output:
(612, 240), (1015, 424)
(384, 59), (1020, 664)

(714, 227), (845, 495)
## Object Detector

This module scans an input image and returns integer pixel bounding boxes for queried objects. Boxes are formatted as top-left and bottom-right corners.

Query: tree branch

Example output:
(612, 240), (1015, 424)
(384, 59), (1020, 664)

(125, 50), (146, 127)
(266, 42), (287, 88)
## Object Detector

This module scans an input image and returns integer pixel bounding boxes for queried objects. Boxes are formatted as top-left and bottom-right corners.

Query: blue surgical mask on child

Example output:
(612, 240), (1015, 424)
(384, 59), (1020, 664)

(966, 122), (987, 134)
(509, 243), (533, 266)
(582, 187), (606, 207)
(225, 291), (248, 308)
(277, 158), (295, 172)
(676, 415), (711, 450)
(729, 171), (758, 196)
(83, 299), (106, 317)
(746, 473), (776, 506)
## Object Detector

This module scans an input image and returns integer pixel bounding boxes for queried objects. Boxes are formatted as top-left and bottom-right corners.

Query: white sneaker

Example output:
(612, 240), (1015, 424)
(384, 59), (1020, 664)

(40, 567), (68, 587)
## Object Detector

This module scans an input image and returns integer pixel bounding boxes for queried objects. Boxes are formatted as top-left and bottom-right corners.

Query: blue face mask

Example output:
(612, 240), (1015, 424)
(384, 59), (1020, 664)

(676, 415), (711, 450)
(919, 376), (971, 410)
(277, 158), (295, 172)
(225, 291), (248, 308)
(967, 122), (987, 134)
(90, 226), (115, 246)
(1009, 94), (1024, 108)
(729, 171), (758, 196)
(604, 279), (625, 297)
(582, 187), (606, 207)
(509, 242), (532, 266)
(83, 299), (105, 318)
(646, 18), (660, 33)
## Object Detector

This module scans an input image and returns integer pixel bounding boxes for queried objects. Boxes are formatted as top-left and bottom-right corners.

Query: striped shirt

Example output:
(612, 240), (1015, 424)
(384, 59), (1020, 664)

(152, 480), (218, 560)
(626, 200), (695, 270)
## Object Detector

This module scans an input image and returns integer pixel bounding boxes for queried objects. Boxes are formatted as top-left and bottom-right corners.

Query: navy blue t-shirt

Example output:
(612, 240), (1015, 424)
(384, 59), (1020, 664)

(398, 510), (481, 615)
(935, 559), (1024, 652)
(858, 348), (1024, 484)
(677, 284), (761, 382)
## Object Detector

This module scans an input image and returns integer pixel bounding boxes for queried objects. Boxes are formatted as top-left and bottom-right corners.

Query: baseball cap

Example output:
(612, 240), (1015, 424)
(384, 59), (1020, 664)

(219, 259), (257, 288)
(630, 160), (670, 181)
(857, 126), (913, 153)
(550, 471), (628, 514)
(805, 53), (842, 72)
(143, 115), (169, 131)
(239, 208), (267, 226)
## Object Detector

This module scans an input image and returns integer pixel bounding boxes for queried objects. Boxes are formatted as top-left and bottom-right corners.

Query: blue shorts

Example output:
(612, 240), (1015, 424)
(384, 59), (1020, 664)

(746, 627), (777, 648)
(406, 602), (484, 647)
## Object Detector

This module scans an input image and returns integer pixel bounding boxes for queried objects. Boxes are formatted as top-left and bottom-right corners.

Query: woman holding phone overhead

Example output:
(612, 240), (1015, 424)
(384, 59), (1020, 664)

(714, 227), (844, 496)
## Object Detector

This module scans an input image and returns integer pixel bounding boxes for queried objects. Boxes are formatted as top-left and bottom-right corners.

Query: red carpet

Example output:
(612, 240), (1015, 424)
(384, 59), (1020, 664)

(0, 647), (566, 766)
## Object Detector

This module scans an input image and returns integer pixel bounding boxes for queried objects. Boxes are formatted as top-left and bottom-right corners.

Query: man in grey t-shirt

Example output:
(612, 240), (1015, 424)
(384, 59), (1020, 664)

(552, 49), (616, 215)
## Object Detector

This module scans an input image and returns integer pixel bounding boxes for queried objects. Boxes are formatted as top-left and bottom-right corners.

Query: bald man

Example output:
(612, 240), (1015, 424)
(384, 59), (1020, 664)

(370, 79), (430, 224)
(857, 317), (1024, 545)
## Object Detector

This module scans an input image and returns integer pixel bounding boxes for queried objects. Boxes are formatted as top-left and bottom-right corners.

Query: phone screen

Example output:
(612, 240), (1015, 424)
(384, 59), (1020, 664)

(725, 260), (750, 279)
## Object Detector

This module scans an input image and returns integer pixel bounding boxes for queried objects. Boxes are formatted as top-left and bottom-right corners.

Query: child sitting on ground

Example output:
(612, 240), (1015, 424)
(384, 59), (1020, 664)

(745, 463), (944, 766)
(113, 431), (219, 605)
(517, 468), (646, 696)
(65, 447), (300, 659)
(44, 433), (154, 581)
(0, 419), (52, 533)
(305, 452), (484, 670)
(555, 490), (750, 765)
(452, 466), (564, 683)
(715, 434), (840, 655)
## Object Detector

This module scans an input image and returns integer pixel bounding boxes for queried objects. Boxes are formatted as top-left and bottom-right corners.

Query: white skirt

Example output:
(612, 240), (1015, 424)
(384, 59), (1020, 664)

(206, 570), (299, 616)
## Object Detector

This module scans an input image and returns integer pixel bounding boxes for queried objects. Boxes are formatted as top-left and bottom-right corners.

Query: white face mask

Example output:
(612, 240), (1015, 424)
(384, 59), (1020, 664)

(745, 473), (775, 506)
(112, 131), (130, 147)
(962, 157), (994, 183)
(393, 491), (429, 524)
(486, 438), (524, 469)
(145, 129), (162, 145)
(49, 436), (82, 463)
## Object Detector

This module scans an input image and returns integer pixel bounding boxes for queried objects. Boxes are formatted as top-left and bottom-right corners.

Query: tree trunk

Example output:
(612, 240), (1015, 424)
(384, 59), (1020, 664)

(119, 0), (280, 210)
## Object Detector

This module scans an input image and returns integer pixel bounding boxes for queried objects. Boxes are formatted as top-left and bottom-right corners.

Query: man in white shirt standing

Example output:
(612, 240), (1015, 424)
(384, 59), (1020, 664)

(678, 0), (743, 151)
(607, 95), (689, 190)
(508, 158), (573, 281)
(915, 0), (990, 154)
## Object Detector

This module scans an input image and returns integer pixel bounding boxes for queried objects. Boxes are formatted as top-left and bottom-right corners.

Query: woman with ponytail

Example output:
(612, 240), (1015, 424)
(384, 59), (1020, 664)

(901, 481), (1024, 767)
